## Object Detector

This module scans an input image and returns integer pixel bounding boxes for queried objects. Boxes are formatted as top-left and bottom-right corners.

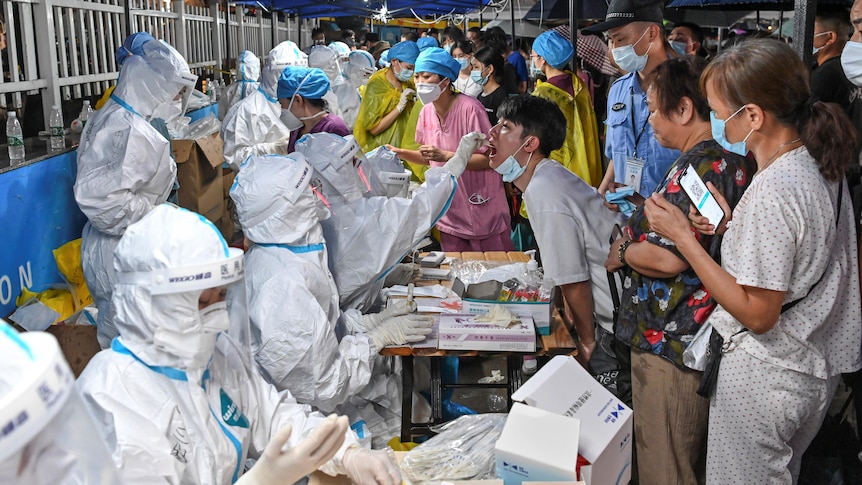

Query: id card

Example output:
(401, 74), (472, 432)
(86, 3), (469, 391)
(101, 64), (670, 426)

(624, 156), (645, 193)
(679, 164), (725, 228)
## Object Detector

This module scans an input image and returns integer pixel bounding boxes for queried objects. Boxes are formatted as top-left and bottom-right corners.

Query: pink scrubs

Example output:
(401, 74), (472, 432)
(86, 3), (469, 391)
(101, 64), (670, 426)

(415, 93), (513, 251)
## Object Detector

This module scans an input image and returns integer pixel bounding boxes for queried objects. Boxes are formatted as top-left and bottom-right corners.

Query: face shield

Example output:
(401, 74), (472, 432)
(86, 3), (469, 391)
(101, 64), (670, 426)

(366, 145), (412, 198)
(116, 246), (251, 369)
(0, 325), (122, 484)
(309, 46), (342, 83)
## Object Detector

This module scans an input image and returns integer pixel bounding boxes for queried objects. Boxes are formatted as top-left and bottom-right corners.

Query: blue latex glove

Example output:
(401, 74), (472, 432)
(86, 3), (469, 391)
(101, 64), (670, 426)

(605, 186), (637, 217)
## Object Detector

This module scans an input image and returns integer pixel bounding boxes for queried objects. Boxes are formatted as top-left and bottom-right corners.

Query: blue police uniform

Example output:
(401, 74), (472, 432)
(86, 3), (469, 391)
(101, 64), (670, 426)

(604, 72), (680, 195)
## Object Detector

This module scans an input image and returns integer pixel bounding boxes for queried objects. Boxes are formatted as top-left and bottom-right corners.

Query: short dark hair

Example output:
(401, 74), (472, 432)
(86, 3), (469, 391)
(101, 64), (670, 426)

(401, 29), (419, 42)
(365, 32), (379, 43)
(452, 39), (474, 56)
(426, 28), (439, 36)
(441, 26), (465, 44)
(312, 27), (325, 38)
(673, 22), (704, 44)
(650, 56), (710, 122)
(497, 95), (566, 155)
(468, 26), (483, 38)
(341, 29), (355, 40)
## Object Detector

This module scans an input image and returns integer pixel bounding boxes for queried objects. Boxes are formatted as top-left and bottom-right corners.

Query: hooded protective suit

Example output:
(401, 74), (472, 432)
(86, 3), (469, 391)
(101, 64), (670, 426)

(75, 204), (364, 485)
(295, 133), (457, 312)
(309, 45), (361, 130)
(347, 50), (377, 92)
(75, 38), (197, 349)
(0, 321), (122, 484)
(222, 41), (306, 170)
(232, 154), (432, 447)
(222, 50), (261, 119)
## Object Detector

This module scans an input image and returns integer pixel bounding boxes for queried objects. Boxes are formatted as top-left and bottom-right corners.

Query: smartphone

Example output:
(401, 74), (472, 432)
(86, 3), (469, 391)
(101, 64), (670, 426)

(678, 164), (725, 228)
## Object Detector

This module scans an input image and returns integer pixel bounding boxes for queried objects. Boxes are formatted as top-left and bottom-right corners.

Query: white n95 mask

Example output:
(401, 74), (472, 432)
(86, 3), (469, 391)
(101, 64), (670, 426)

(841, 42), (862, 87)
(280, 107), (304, 131)
(416, 79), (447, 105)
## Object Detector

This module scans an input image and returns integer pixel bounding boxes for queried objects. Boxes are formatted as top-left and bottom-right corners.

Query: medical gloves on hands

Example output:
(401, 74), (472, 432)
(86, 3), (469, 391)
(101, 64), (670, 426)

(443, 132), (488, 177)
(382, 263), (421, 288)
(396, 88), (415, 113)
(341, 447), (402, 485)
(368, 313), (433, 350)
(361, 299), (416, 330)
(261, 137), (291, 155)
(237, 414), (348, 485)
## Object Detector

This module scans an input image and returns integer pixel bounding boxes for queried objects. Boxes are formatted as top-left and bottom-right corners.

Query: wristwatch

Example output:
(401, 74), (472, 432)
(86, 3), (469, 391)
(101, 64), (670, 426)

(618, 239), (633, 266)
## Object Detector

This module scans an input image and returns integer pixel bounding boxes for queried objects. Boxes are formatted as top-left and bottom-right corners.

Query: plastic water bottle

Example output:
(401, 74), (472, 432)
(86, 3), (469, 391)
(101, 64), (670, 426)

(49, 105), (64, 150)
(79, 100), (93, 129)
(6, 112), (24, 163)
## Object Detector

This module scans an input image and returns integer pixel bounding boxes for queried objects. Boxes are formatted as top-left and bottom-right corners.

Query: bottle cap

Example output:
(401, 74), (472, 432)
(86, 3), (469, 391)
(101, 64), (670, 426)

(8, 112), (16, 118)
(525, 249), (538, 272)
(53, 104), (60, 110)
(83, 100), (90, 106)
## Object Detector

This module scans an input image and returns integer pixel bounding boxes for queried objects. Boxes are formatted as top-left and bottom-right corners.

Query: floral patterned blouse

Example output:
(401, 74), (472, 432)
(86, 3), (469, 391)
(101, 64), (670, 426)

(615, 139), (756, 368)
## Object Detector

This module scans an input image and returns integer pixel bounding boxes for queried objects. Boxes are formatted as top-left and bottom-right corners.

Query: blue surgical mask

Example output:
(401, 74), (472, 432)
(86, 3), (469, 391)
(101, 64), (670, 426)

(670, 41), (688, 57)
(456, 57), (471, 71)
(394, 63), (413, 82)
(612, 29), (651, 73)
(710, 105), (753, 156)
(470, 69), (489, 86)
(494, 137), (533, 182)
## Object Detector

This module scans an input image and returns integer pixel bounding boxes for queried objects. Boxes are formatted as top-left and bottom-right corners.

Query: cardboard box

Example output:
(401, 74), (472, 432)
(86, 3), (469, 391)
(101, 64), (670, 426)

(438, 314), (536, 352)
(172, 132), (224, 209)
(496, 402), (581, 485)
(451, 278), (554, 336)
(511, 356), (633, 485)
(461, 298), (554, 336)
(184, 175), (224, 225)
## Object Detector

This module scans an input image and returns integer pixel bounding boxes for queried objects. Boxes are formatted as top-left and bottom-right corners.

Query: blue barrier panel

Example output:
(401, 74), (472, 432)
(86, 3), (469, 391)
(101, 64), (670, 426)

(188, 103), (218, 123)
(0, 151), (87, 317)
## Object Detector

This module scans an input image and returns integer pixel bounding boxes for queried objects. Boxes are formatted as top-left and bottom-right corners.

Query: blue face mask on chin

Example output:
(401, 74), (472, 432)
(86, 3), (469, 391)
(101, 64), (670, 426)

(493, 137), (534, 182)
(394, 63), (413, 82)
(710, 105), (753, 156)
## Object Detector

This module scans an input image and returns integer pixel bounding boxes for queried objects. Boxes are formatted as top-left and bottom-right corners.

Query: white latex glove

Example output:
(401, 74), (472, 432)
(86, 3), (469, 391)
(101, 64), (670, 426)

(361, 299), (417, 331)
(341, 447), (401, 485)
(368, 313), (433, 349)
(396, 88), (415, 113)
(442, 132), (488, 177)
(236, 415), (348, 485)
(261, 137), (291, 155)
(383, 263), (420, 288)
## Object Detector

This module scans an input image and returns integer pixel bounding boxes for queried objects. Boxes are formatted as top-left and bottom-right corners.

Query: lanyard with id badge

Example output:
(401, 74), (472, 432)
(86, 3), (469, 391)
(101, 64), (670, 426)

(624, 89), (649, 193)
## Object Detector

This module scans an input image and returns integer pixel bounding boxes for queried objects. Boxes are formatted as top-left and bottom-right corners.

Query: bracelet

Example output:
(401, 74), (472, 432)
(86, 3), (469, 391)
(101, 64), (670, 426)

(618, 239), (632, 266)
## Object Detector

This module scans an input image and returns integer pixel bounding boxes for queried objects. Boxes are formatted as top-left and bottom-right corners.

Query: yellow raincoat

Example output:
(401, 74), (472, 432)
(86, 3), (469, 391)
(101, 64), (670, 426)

(399, 98), (430, 182)
(354, 67), (416, 152)
(532, 71), (602, 187)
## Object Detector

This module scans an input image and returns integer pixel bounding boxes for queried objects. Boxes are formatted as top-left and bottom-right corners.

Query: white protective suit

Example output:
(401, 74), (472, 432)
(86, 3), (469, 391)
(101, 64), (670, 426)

(222, 40), (306, 171)
(0, 321), (122, 484)
(314, 43), (361, 130)
(307, 46), (346, 128)
(232, 154), (432, 448)
(75, 204), (363, 485)
(347, 50), (377, 90)
(222, 50), (261, 119)
(295, 133), (458, 312)
(75, 38), (197, 349)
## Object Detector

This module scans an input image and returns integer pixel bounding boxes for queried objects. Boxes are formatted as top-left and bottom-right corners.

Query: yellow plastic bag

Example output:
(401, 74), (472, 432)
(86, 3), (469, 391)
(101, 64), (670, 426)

(53, 238), (93, 309)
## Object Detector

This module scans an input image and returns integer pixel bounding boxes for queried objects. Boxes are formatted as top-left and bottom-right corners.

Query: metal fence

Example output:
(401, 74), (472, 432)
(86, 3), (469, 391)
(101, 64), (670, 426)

(1, 0), (314, 132)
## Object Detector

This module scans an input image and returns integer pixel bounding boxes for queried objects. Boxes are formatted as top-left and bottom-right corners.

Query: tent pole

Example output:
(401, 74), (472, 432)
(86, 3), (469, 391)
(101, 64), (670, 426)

(794, 0), (817, 65)
(570, 0), (578, 63)
(479, 0), (483, 25)
(511, 0), (517, 46)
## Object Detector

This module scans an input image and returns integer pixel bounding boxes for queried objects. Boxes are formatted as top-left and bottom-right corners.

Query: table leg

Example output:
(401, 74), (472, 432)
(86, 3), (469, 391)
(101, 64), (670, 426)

(400, 355), (414, 443)
(507, 355), (523, 410)
(430, 357), (443, 424)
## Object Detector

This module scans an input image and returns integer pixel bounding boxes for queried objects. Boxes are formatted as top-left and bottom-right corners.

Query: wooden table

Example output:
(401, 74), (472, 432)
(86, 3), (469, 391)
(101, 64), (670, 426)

(381, 251), (578, 441)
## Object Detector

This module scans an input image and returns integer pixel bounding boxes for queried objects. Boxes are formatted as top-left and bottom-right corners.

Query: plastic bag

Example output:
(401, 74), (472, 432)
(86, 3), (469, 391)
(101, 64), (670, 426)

(400, 413), (507, 483)
(450, 260), (527, 286)
(53, 238), (92, 309)
(682, 322), (712, 372)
